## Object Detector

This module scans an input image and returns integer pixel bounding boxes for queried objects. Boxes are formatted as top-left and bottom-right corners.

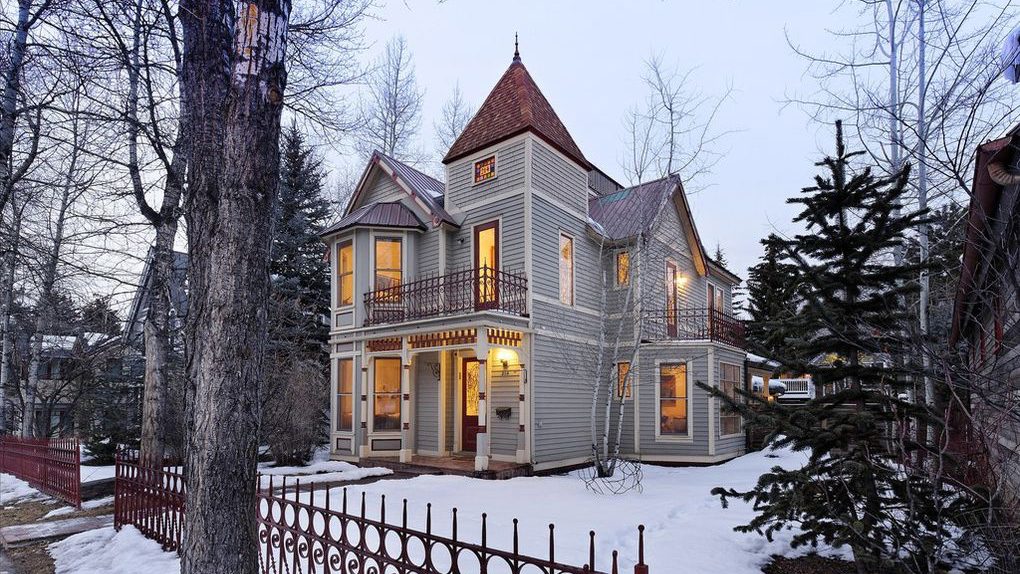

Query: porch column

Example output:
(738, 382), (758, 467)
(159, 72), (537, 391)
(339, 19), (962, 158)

(475, 330), (490, 471)
(400, 342), (412, 463)
(358, 361), (369, 458)
(516, 338), (529, 464)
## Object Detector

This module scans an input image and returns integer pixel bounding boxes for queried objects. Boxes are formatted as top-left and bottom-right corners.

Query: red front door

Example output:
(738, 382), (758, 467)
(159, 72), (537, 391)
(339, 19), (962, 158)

(461, 358), (481, 452)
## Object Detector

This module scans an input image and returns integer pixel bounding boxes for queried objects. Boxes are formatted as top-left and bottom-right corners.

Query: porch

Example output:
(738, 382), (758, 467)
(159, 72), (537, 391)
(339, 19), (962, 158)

(641, 308), (746, 348)
(331, 325), (531, 475)
(365, 453), (532, 480)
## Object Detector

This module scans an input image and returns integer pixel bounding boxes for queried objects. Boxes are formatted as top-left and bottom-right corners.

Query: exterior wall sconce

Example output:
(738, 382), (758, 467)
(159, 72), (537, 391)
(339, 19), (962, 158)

(494, 348), (517, 375)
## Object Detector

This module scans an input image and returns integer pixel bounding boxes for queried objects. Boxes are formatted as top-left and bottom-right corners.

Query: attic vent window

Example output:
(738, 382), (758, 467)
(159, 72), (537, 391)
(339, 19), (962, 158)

(474, 156), (496, 184)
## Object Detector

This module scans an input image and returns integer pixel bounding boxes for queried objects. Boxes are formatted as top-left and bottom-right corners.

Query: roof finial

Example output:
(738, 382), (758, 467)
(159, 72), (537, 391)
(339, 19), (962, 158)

(513, 32), (520, 62)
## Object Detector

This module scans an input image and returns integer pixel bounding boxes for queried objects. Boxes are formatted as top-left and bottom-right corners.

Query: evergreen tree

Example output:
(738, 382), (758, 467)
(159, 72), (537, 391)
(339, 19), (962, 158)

(713, 242), (728, 268)
(704, 122), (969, 573)
(80, 296), (122, 336)
(263, 124), (332, 464)
(744, 234), (800, 361)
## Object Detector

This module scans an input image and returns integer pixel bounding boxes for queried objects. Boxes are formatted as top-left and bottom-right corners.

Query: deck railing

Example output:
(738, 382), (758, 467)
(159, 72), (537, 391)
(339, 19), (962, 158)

(364, 267), (528, 326)
(0, 436), (81, 508)
(642, 308), (746, 348)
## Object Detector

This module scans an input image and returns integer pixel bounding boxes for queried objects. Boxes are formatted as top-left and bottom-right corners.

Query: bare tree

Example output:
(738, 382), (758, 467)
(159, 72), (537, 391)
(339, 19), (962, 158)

(355, 34), (425, 162)
(178, 0), (290, 571)
(434, 82), (473, 155)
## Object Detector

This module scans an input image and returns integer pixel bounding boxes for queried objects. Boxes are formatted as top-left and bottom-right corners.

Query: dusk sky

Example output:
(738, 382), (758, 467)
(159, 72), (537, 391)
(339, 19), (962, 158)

(350, 1), (859, 283)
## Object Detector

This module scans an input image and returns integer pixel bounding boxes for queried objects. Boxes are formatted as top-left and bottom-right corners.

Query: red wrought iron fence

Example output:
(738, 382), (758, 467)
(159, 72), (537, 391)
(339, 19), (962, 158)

(114, 456), (650, 573)
(114, 451), (186, 552)
(642, 308), (746, 348)
(364, 267), (529, 326)
(0, 435), (81, 508)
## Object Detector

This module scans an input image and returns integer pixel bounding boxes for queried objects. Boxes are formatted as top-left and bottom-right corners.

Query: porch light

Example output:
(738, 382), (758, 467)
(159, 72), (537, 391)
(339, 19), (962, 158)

(675, 274), (688, 289)
(494, 348), (518, 374)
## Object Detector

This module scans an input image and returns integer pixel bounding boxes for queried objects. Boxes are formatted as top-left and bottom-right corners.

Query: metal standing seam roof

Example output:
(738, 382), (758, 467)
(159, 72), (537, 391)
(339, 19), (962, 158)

(372, 151), (456, 226)
(319, 201), (427, 237)
(588, 176), (679, 240)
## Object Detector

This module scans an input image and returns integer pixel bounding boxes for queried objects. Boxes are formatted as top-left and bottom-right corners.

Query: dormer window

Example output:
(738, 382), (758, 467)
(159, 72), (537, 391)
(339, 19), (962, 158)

(474, 155), (496, 184)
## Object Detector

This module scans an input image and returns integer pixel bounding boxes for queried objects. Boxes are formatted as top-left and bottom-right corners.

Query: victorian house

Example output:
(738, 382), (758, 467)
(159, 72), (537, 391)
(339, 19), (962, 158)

(321, 49), (746, 475)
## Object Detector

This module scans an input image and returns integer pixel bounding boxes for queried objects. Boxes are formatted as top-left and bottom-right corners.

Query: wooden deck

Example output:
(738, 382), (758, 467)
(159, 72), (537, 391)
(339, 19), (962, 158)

(365, 454), (532, 480)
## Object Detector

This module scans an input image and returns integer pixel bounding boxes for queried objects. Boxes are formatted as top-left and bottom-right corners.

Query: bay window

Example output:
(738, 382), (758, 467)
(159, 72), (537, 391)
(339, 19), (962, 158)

(337, 241), (353, 306)
(336, 358), (354, 431)
(374, 237), (402, 293)
(373, 357), (402, 431)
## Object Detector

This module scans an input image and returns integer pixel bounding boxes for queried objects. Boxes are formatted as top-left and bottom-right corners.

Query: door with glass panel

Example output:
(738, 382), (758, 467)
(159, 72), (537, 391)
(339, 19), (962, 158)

(461, 358), (481, 452)
(474, 222), (499, 310)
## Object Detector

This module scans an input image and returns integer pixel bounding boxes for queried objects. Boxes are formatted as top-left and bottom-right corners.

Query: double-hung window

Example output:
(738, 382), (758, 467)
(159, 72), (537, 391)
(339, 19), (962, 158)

(374, 238), (402, 298)
(659, 363), (688, 435)
(615, 251), (630, 287)
(336, 358), (354, 431)
(337, 241), (353, 306)
(373, 357), (401, 431)
(719, 362), (742, 436)
(617, 361), (632, 399)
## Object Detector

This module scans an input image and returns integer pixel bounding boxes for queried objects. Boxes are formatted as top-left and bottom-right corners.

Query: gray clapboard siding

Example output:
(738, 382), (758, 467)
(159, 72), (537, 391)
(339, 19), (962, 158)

(643, 203), (707, 312)
(448, 196), (526, 272)
(417, 228), (442, 277)
(632, 345), (713, 457)
(713, 347), (747, 455)
(530, 194), (601, 309)
(359, 171), (406, 205)
(415, 352), (440, 452)
(531, 335), (599, 464)
(531, 141), (588, 214)
(446, 140), (527, 207)
(489, 367), (521, 456)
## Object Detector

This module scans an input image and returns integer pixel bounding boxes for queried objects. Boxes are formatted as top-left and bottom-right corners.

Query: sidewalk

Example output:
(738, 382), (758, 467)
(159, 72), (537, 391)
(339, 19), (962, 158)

(0, 515), (113, 548)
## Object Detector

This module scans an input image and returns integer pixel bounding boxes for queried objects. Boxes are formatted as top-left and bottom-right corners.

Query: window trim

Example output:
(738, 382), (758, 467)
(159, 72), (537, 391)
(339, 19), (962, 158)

(655, 360), (693, 442)
(665, 260), (679, 336)
(335, 358), (355, 433)
(615, 250), (630, 288)
(718, 361), (743, 438)
(372, 235), (404, 295)
(370, 356), (402, 435)
(473, 219), (501, 309)
(472, 154), (498, 185)
(558, 232), (576, 306)
(336, 240), (355, 309)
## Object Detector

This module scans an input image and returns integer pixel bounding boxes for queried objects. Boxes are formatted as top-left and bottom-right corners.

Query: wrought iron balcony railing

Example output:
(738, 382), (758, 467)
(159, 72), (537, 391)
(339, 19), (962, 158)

(364, 267), (528, 326)
(642, 308), (746, 348)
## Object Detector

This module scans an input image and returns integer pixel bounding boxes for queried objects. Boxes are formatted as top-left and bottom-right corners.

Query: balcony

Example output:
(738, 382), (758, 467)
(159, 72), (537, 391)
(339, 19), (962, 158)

(642, 308), (746, 348)
(364, 267), (529, 327)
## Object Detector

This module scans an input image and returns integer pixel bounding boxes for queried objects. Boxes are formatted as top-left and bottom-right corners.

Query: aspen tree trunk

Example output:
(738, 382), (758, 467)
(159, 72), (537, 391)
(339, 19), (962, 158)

(0, 199), (25, 434)
(0, 0), (34, 214)
(23, 113), (80, 438)
(180, 1), (289, 572)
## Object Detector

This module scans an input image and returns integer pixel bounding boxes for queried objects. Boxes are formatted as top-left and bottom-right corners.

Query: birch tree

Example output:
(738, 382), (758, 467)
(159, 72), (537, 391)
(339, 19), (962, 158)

(434, 82), (473, 154)
(355, 34), (425, 162)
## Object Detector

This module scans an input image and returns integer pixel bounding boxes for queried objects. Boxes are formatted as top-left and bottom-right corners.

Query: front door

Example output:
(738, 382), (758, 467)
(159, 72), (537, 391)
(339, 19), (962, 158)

(461, 358), (481, 452)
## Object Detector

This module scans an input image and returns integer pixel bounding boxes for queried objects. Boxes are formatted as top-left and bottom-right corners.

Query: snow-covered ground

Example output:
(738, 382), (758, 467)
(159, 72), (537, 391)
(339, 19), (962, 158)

(79, 464), (116, 484)
(0, 472), (44, 504)
(43, 447), (847, 574)
(256, 447), (392, 486)
(50, 526), (180, 574)
(275, 445), (845, 574)
(44, 496), (115, 519)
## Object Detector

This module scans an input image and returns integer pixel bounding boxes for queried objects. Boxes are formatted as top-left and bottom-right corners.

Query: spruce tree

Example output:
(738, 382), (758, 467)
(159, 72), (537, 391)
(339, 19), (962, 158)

(744, 234), (800, 361)
(263, 124), (332, 464)
(705, 122), (966, 573)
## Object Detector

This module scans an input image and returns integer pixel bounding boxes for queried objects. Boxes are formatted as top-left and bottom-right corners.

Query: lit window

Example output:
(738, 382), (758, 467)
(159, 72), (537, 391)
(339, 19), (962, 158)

(475, 222), (499, 306)
(617, 361), (631, 398)
(616, 251), (630, 286)
(373, 357), (401, 431)
(336, 358), (354, 431)
(659, 363), (687, 435)
(720, 363), (742, 436)
(374, 238), (402, 293)
(559, 233), (574, 305)
(474, 155), (496, 183)
(338, 241), (353, 306)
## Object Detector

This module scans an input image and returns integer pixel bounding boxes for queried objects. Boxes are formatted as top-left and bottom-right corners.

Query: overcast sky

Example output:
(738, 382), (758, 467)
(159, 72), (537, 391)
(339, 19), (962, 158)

(349, 0), (858, 282)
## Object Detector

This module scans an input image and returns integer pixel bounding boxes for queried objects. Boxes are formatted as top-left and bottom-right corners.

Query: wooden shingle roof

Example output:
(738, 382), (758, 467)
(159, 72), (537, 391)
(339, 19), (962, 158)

(442, 55), (589, 169)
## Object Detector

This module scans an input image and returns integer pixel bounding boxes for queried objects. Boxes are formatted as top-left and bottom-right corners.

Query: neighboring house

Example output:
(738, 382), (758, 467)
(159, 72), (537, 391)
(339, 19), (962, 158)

(321, 49), (746, 475)
(123, 249), (190, 350)
(951, 132), (1020, 504)
(11, 332), (121, 437)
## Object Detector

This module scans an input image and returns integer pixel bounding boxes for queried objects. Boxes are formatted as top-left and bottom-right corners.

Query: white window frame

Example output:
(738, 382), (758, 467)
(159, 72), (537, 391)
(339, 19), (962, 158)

(370, 232), (406, 293)
(336, 239), (355, 309)
(558, 231), (576, 306)
(335, 357), (355, 433)
(654, 359), (693, 442)
(718, 361), (743, 438)
(369, 356), (402, 435)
